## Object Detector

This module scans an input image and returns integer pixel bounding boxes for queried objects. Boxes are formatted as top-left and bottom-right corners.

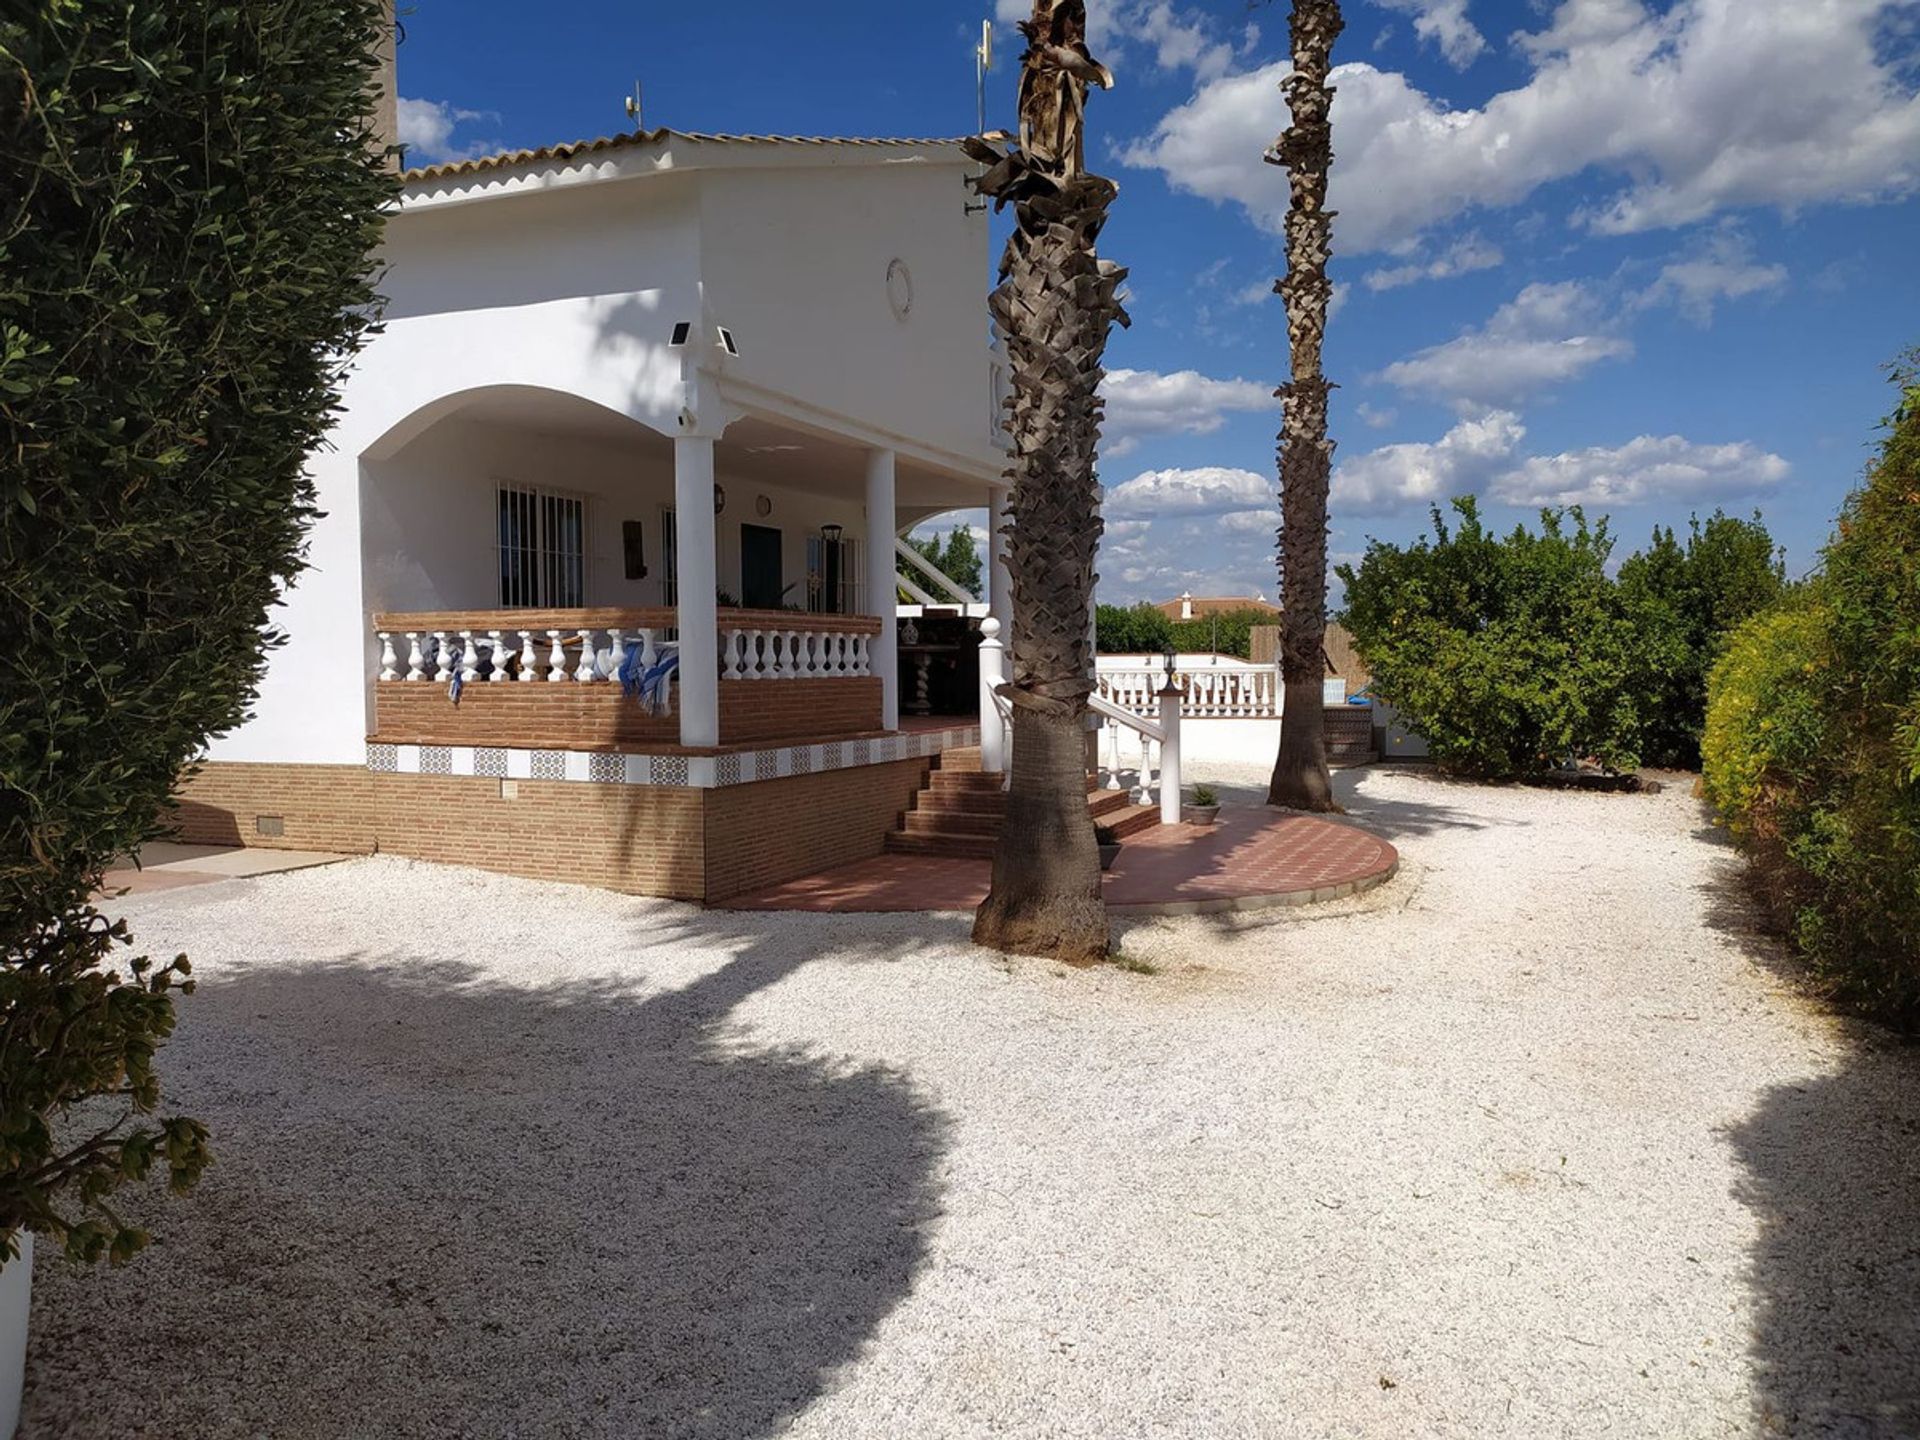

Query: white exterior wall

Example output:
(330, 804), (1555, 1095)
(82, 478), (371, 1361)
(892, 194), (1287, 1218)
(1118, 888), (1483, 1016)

(697, 163), (994, 464)
(209, 145), (997, 767)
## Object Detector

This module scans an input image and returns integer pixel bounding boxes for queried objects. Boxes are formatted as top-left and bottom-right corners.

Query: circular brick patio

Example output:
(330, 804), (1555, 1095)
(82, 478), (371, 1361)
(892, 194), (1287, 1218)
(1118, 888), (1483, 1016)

(723, 805), (1398, 915)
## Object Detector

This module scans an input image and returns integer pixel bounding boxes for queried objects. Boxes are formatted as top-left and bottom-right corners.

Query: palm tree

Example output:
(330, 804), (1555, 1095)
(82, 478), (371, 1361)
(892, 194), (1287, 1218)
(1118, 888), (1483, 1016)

(1266, 0), (1344, 812)
(964, 0), (1128, 964)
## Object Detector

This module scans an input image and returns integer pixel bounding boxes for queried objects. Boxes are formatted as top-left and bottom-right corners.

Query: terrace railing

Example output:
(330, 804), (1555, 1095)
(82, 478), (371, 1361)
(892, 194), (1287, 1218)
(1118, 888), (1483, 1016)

(373, 608), (879, 689)
(1097, 665), (1278, 719)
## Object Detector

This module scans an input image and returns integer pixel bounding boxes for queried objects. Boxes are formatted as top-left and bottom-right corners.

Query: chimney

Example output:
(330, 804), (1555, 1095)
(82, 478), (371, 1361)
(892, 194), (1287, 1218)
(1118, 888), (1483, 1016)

(1180, 591), (1193, 620)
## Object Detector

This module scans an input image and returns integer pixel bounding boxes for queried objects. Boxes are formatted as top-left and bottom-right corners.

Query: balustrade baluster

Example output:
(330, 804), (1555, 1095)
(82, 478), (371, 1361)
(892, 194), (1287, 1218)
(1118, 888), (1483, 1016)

(517, 631), (538, 682)
(432, 632), (453, 684)
(546, 630), (567, 683)
(746, 629), (767, 679)
(607, 628), (626, 684)
(459, 630), (480, 687)
(852, 634), (870, 675)
(405, 633), (424, 682)
(574, 628), (598, 682)
(488, 630), (508, 681)
(722, 629), (743, 680)
(1105, 719), (1123, 790)
(638, 628), (658, 669)
(378, 633), (398, 682)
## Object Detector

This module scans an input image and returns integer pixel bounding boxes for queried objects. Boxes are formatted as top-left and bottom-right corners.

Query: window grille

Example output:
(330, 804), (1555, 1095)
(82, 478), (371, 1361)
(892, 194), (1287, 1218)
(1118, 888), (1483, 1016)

(497, 485), (587, 608)
(660, 507), (679, 607)
(805, 536), (865, 615)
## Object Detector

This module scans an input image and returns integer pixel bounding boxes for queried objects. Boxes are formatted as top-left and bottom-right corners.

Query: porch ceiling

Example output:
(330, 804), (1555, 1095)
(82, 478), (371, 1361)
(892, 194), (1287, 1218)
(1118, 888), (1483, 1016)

(716, 415), (993, 512)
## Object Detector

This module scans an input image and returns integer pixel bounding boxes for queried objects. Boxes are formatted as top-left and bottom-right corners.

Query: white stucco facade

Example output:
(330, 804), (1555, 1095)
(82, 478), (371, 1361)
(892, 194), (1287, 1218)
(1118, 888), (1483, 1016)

(214, 130), (1006, 764)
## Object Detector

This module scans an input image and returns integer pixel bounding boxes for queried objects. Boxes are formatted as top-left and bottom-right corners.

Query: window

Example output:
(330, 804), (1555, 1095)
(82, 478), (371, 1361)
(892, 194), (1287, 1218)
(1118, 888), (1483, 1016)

(498, 485), (586, 608)
(660, 507), (678, 607)
(806, 535), (865, 615)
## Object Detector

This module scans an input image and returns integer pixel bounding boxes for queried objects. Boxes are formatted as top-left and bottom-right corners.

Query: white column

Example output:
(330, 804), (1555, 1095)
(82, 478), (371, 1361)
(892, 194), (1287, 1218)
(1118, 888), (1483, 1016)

(674, 435), (720, 747)
(1158, 684), (1183, 826)
(978, 616), (1006, 773)
(987, 484), (1012, 627)
(865, 447), (900, 731)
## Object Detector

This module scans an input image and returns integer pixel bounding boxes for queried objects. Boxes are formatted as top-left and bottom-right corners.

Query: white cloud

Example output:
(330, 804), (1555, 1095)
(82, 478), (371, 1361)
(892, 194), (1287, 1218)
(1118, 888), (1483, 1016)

(397, 96), (497, 164)
(1377, 281), (1633, 409)
(1122, 0), (1920, 252)
(1104, 466), (1271, 519)
(1355, 401), (1398, 430)
(1333, 411), (1527, 515)
(1363, 234), (1504, 291)
(994, 0), (1249, 81)
(1374, 0), (1486, 67)
(1635, 229), (1788, 324)
(1491, 434), (1790, 506)
(1101, 368), (1272, 458)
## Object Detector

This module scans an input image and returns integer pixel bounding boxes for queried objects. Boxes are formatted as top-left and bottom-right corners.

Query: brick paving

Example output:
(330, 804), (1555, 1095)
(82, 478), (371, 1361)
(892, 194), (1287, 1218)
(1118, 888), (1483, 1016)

(723, 804), (1398, 915)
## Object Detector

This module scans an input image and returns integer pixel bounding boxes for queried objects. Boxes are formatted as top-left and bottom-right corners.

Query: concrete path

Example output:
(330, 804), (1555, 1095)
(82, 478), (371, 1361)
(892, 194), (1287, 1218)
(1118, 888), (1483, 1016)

(101, 842), (348, 895)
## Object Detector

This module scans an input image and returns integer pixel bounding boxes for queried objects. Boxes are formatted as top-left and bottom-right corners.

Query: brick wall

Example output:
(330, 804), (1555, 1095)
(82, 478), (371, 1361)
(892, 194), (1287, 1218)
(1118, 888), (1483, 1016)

(174, 752), (929, 903)
(372, 677), (881, 750)
(717, 678), (882, 745)
(702, 757), (931, 901)
(174, 763), (706, 899)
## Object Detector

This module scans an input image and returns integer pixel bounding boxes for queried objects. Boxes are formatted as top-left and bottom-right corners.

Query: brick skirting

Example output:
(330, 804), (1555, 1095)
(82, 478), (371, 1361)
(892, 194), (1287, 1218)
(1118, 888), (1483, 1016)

(172, 754), (932, 903)
(372, 677), (882, 751)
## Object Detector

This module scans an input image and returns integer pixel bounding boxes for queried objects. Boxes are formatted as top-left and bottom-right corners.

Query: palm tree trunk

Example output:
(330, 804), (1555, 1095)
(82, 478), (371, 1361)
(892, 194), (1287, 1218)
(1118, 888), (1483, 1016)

(1267, 0), (1343, 813)
(964, 0), (1127, 965)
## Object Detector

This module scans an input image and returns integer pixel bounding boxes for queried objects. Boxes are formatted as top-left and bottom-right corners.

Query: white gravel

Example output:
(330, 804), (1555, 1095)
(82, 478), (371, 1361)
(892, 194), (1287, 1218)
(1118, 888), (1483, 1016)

(20, 765), (1920, 1439)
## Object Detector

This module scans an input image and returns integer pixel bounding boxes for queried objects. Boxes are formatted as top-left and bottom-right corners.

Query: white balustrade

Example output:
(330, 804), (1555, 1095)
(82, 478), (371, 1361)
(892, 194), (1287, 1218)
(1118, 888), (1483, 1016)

(1096, 665), (1277, 719)
(375, 617), (872, 698)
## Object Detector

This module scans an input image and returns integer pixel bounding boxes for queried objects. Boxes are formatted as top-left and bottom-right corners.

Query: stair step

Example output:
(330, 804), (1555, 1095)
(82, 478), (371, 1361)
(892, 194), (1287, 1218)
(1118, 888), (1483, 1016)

(927, 771), (1006, 793)
(1101, 804), (1162, 839)
(903, 810), (1001, 837)
(1087, 789), (1132, 818)
(914, 789), (1006, 815)
(884, 832), (999, 860)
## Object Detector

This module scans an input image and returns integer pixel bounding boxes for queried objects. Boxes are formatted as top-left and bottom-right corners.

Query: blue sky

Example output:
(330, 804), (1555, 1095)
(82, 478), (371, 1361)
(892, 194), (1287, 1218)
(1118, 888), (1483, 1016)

(394, 0), (1920, 605)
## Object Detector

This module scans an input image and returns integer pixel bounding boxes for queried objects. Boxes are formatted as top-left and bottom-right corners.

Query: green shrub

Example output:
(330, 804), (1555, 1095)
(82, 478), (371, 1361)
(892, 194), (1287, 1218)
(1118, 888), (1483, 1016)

(1618, 511), (1787, 768)
(1338, 498), (1671, 777)
(1703, 355), (1920, 1026)
(1095, 601), (1173, 655)
(1, 0), (394, 1261)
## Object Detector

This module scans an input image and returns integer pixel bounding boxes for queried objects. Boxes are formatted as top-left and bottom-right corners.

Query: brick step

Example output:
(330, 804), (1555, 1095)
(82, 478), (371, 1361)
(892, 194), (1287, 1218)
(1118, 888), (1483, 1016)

(1098, 804), (1161, 839)
(913, 789), (1007, 815)
(1087, 789), (1133, 818)
(883, 831), (998, 860)
(927, 771), (1006, 794)
(902, 809), (1001, 838)
(936, 746), (984, 772)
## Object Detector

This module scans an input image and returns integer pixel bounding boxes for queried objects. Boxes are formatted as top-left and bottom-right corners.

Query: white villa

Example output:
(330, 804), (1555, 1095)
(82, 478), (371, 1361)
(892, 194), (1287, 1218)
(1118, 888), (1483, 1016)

(176, 122), (1043, 901)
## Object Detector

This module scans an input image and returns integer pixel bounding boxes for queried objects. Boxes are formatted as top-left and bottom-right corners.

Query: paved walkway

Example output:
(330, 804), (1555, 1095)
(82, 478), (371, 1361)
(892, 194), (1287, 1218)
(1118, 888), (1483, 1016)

(100, 841), (348, 895)
(725, 803), (1398, 914)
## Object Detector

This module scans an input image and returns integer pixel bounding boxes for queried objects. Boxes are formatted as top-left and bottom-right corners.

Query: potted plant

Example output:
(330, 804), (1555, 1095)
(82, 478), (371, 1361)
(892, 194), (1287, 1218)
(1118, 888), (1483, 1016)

(1187, 783), (1222, 825)
(1095, 823), (1122, 870)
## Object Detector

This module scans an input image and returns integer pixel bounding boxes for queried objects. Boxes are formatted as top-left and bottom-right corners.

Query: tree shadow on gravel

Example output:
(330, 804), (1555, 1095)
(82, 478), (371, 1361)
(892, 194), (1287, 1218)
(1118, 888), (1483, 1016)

(21, 910), (951, 1440)
(1700, 825), (1920, 1437)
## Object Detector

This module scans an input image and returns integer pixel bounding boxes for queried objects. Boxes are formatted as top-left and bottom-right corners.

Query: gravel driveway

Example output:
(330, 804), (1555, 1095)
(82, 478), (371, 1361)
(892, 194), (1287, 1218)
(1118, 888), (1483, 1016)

(20, 765), (1920, 1438)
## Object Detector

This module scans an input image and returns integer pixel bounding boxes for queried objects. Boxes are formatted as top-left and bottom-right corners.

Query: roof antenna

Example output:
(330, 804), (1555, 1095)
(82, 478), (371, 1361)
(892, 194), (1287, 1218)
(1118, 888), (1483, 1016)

(624, 80), (643, 131)
(966, 20), (992, 215)
(974, 18), (992, 136)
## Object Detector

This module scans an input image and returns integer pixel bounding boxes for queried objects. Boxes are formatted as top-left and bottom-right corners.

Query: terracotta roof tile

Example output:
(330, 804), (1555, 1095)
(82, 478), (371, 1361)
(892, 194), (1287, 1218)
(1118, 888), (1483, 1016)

(401, 127), (985, 183)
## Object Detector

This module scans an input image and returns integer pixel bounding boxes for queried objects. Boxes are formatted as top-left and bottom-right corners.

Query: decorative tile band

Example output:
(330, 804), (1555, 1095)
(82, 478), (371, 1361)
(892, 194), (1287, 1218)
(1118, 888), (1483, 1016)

(365, 726), (980, 789)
